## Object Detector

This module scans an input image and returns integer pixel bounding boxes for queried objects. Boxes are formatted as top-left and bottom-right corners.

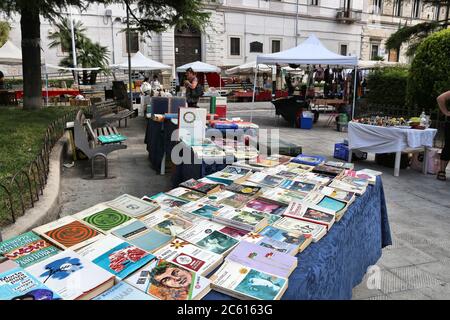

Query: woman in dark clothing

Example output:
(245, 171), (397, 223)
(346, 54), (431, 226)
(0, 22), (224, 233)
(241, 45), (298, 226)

(437, 91), (450, 181)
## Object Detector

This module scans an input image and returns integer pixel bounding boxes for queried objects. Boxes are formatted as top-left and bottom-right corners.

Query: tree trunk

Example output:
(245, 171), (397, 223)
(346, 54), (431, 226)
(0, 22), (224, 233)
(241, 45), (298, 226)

(20, 7), (42, 110)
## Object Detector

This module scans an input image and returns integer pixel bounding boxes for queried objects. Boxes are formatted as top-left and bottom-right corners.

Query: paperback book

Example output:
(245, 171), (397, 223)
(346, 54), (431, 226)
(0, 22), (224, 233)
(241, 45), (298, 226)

(93, 282), (156, 300)
(257, 226), (312, 254)
(312, 164), (345, 177)
(112, 220), (173, 253)
(245, 197), (287, 216)
(74, 204), (136, 234)
(140, 211), (193, 237)
(283, 202), (336, 230)
(241, 233), (299, 256)
(178, 221), (239, 256)
(106, 194), (159, 218)
(77, 235), (155, 281)
(153, 238), (223, 276)
(304, 192), (350, 221)
(279, 179), (316, 193)
(227, 241), (297, 278)
(273, 217), (327, 243)
(180, 179), (222, 195)
(180, 201), (224, 219)
(210, 260), (288, 300)
(225, 183), (262, 197)
(147, 193), (190, 211)
(0, 260), (61, 300)
(247, 172), (284, 188)
(207, 166), (252, 185)
(261, 187), (308, 205)
(26, 250), (115, 300)
(166, 187), (205, 202)
(212, 207), (268, 232)
(126, 258), (211, 300)
(0, 232), (60, 268)
(33, 215), (104, 251)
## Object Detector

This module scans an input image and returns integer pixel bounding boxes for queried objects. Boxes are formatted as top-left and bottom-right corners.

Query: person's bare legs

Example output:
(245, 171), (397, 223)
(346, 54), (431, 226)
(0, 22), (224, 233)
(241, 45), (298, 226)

(438, 160), (449, 180)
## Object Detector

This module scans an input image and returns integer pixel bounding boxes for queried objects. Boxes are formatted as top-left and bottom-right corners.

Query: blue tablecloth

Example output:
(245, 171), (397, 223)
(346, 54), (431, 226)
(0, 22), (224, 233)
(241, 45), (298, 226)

(204, 177), (392, 300)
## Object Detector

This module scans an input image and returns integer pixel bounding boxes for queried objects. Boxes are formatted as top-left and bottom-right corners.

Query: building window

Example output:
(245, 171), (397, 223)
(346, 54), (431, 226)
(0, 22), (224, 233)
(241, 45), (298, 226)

(126, 32), (139, 54)
(393, 0), (402, 17)
(271, 40), (281, 53)
(250, 41), (263, 53)
(412, 0), (421, 18)
(373, 0), (383, 14)
(370, 43), (380, 60)
(340, 44), (348, 56)
(310, 0), (319, 6)
(230, 37), (241, 56)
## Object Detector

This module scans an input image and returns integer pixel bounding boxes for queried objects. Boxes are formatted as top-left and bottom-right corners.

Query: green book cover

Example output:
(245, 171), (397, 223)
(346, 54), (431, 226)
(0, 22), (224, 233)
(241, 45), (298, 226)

(0, 232), (60, 268)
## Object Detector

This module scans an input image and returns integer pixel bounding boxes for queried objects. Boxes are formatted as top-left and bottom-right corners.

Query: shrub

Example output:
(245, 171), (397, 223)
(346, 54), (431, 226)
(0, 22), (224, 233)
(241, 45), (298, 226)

(366, 67), (409, 107)
(407, 29), (450, 112)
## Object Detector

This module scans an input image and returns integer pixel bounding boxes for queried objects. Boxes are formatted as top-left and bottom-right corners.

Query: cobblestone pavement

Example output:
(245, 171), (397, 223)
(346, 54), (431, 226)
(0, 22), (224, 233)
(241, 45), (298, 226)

(60, 102), (450, 300)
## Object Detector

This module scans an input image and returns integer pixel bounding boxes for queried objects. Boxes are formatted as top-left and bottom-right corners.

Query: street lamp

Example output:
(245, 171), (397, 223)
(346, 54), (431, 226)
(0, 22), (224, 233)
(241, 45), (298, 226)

(295, 0), (299, 46)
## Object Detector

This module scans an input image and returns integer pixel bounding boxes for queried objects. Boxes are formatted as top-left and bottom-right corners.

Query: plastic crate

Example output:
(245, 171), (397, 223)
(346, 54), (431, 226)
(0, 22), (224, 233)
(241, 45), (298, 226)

(334, 143), (349, 161)
(299, 117), (313, 130)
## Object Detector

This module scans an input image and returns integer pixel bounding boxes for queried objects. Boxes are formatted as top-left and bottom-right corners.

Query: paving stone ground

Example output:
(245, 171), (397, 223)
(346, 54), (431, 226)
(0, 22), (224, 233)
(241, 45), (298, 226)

(60, 102), (450, 300)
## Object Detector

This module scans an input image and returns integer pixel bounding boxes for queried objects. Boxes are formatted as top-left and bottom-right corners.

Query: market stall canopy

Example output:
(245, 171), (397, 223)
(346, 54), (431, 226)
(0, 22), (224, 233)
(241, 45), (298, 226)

(46, 64), (101, 72)
(0, 40), (22, 65)
(257, 34), (358, 66)
(176, 61), (221, 73)
(357, 60), (402, 69)
(110, 51), (172, 71)
(225, 61), (272, 75)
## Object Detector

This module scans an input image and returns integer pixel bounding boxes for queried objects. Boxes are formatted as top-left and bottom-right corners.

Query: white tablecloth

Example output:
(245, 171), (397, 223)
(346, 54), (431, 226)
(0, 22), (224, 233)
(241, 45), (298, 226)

(348, 122), (437, 153)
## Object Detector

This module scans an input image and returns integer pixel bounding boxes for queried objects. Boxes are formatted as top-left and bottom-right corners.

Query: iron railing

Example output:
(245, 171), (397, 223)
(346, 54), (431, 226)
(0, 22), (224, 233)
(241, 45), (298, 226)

(0, 109), (79, 227)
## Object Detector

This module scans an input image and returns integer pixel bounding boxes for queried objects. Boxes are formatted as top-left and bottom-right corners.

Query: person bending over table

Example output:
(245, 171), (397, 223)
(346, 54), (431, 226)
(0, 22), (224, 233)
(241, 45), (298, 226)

(437, 91), (450, 181)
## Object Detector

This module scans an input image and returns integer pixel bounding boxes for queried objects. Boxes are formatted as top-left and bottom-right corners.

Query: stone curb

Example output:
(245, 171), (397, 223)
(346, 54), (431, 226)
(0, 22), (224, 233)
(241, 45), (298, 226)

(0, 136), (67, 241)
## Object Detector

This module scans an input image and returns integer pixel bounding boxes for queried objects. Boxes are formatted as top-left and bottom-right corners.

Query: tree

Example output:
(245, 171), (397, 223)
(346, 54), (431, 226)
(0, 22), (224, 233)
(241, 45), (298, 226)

(0, 21), (10, 47)
(48, 18), (110, 85)
(386, 1), (450, 57)
(406, 29), (450, 111)
(0, 0), (209, 110)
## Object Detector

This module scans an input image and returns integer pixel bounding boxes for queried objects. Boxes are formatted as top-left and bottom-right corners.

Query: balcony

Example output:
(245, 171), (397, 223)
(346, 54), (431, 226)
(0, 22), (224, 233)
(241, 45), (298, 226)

(336, 8), (362, 24)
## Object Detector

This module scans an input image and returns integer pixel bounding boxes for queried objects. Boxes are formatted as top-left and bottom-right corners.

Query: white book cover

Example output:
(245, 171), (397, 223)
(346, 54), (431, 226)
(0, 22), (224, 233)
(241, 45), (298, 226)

(140, 210), (193, 236)
(33, 215), (104, 251)
(210, 260), (287, 300)
(74, 203), (137, 234)
(284, 202), (335, 230)
(153, 238), (223, 276)
(166, 187), (205, 202)
(178, 220), (239, 256)
(26, 250), (114, 300)
(106, 194), (159, 218)
(273, 217), (327, 242)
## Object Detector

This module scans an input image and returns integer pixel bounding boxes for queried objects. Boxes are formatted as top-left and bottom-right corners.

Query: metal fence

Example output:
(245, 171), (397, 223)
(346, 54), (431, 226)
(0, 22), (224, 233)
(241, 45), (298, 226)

(0, 109), (79, 227)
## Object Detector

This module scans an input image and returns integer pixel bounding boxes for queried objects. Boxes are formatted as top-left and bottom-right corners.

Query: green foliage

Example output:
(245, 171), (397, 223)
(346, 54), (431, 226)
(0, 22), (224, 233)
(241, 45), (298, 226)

(0, 21), (10, 47)
(367, 67), (409, 107)
(406, 29), (450, 112)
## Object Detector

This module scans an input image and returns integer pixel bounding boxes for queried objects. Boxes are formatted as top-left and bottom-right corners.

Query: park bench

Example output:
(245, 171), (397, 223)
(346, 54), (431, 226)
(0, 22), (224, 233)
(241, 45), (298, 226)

(91, 100), (135, 128)
(74, 110), (127, 178)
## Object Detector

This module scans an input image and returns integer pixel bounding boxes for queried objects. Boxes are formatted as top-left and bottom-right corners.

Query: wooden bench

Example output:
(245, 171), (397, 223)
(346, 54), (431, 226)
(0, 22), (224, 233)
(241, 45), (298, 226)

(91, 100), (135, 128)
(74, 110), (127, 178)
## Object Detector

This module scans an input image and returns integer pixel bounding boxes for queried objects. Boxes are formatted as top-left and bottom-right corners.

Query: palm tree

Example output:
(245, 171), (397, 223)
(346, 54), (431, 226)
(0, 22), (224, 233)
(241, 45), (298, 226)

(48, 18), (109, 84)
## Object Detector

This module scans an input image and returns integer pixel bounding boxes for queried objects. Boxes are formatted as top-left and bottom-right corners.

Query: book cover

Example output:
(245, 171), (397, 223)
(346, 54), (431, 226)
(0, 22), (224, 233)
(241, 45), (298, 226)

(210, 260), (287, 300)
(225, 183), (262, 197)
(213, 207), (268, 232)
(178, 221), (239, 255)
(26, 250), (114, 300)
(0, 260), (61, 300)
(279, 179), (316, 193)
(180, 202), (223, 219)
(180, 179), (221, 195)
(259, 225), (307, 245)
(316, 196), (347, 213)
(242, 233), (299, 256)
(262, 187), (307, 204)
(153, 239), (223, 276)
(33, 215), (103, 251)
(166, 187), (205, 202)
(149, 193), (189, 211)
(245, 198), (287, 216)
(106, 194), (159, 218)
(112, 220), (173, 253)
(141, 211), (193, 237)
(218, 193), (252, 209)
(312, 164), (344, 177)
(315, 186), (355, 203)
(93, 282), (157, 300)
(248, 172), (284, 187)
(0, 232), (60, 268)
(74, 204), (136, 234)
(126, 259), (211, 300)
(227, 241), (297, 278)
(273, 217), (327, 243)
(77, 235), (155, 281)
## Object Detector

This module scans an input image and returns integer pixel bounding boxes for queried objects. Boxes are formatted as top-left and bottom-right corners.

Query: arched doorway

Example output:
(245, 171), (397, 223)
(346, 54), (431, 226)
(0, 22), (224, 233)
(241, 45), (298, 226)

(175, 26), (201, 67)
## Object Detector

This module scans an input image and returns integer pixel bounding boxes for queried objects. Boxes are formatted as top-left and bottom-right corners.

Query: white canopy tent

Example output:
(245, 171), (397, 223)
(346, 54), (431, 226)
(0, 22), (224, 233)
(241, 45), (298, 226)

(0, 40), (22, 65)
(254, 34), (359, 121)
(225, 61), (272, 75)
(176, 61), (221, 73)
(110, 51), (172, 71)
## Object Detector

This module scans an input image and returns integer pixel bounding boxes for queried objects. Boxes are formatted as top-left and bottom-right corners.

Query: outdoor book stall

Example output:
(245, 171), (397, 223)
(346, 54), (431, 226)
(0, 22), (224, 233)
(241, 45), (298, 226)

(0, 152), (391, 300)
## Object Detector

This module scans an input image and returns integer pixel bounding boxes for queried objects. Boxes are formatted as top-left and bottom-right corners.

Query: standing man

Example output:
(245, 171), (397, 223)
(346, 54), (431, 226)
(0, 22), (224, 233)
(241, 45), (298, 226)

(437, 90), (450, 181)
(184, 67), (201, 108)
